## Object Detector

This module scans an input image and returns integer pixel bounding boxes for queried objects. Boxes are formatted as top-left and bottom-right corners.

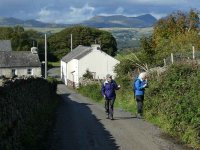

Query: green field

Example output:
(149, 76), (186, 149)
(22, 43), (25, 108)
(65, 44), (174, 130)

(100, 27), (153, 50)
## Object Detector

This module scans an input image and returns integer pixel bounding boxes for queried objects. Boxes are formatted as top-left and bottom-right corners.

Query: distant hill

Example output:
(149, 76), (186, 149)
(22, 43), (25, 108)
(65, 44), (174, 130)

(80, 14), (157, 28)
(0, 17), (67, 28)
(0, 14), (157, 28)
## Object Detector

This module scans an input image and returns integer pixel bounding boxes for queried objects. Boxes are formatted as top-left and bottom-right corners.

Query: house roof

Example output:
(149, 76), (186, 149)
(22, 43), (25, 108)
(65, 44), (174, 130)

(61, 45), (92, 62)
(0, 51), (41, 68)
(0, 40), (12, 51)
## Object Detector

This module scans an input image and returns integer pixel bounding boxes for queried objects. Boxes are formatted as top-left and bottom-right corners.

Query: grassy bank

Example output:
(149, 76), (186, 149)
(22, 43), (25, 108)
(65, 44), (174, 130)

(77, 81), (137, 115)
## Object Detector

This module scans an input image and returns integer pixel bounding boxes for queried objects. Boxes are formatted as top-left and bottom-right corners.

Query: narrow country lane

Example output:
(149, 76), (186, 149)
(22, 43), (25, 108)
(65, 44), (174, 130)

(48, 84), (188, 150)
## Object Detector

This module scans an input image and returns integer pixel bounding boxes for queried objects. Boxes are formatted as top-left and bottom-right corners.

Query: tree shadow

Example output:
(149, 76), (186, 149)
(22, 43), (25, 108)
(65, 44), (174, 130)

(48, 92), (120, 150)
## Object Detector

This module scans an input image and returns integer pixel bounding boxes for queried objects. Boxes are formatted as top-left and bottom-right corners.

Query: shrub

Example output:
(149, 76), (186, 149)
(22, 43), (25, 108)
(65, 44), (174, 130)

(77, 83), (102, 102)
(145, 64), (200, 148)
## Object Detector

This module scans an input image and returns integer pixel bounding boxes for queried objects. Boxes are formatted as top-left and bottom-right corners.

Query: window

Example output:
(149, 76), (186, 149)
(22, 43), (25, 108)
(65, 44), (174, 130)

(11, 69), (17, 76)
(27, 68), (32, 75)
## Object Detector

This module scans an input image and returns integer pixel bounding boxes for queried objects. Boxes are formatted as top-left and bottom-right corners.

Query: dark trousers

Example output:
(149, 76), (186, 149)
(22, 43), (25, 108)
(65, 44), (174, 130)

(105, 99), (115, 118)
(136, 95), (144, 114)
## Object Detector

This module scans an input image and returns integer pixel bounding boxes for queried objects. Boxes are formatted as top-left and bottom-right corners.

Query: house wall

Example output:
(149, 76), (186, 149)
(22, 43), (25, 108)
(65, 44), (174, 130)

(78, 50), (120, 80)
(61, 59), (78, 86)
(0, 67), (41, 77)
(61, 61), (67, 84)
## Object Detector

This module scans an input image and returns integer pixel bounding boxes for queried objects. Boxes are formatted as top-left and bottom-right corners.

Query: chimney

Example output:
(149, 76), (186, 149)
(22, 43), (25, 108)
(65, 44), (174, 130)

(91, 44), (101, 50)
(31, 47), (38, 54)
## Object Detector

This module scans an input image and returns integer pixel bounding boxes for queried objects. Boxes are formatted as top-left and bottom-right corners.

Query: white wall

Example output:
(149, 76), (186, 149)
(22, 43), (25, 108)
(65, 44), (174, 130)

(0, 67), (41, 77)
(78, 50), (119, 80)
(61, 60), (67, 84)
(67, 59), (78, 85)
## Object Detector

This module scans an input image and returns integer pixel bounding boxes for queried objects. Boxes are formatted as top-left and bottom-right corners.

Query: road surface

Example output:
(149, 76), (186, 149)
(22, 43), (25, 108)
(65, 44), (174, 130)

(48, 84), (188, 150)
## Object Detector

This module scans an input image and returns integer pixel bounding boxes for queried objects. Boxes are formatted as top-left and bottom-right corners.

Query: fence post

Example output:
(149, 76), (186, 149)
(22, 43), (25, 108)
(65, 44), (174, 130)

(171, 53), (174, 64)
(164, 58), (166, 66)
(192, 46), (195, 60)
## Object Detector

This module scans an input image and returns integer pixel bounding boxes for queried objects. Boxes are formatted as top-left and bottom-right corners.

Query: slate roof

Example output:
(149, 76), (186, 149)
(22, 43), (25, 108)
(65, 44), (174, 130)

(0, 40), (12, 51)
(0, 51), (41, 68)
(61, 45), (92, 62)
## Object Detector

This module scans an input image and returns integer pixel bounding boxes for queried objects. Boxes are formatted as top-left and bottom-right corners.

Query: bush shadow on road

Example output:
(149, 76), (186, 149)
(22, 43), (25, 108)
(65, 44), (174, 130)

(49, 92), (120, 150)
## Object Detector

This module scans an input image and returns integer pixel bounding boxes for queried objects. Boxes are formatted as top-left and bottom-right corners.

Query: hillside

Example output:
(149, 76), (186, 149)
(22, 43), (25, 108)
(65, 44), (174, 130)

(0, 17), (67, 27)
(81, 14), (157, 28)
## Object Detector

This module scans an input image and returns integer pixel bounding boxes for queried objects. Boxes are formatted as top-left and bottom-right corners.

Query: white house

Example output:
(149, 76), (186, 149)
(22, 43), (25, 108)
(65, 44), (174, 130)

(61, 44), (120, 87)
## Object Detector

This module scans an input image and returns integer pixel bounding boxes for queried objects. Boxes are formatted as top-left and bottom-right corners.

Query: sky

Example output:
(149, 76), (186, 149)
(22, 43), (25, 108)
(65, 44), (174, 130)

(0, 0), (199, 24)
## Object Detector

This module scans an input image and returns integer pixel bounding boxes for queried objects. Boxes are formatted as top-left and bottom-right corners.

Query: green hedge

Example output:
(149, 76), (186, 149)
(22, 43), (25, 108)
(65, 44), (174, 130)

(145, 64), (200, 148)
(0, 77), (58, 150)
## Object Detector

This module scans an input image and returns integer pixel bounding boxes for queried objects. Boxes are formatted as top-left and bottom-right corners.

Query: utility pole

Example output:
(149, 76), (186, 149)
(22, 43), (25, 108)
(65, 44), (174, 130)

(45, 34), (47, 79)
(71, 34), (73, 51)
(164, 58), (166, 66)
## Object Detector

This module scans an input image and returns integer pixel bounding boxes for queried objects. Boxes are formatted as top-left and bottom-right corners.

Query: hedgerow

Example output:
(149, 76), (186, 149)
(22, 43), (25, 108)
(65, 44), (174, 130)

(145, 64), (200, 148)
(0, 77), (58, 150)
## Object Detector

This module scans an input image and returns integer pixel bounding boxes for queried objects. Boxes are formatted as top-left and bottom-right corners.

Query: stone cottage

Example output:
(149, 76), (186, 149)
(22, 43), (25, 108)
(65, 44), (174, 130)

(0, 47), (41, 78)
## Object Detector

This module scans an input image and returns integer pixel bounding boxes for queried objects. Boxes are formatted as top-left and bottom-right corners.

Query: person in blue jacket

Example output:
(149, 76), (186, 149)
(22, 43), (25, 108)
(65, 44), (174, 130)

(133, 72), (148, 119)
(101, 74), (120, 120)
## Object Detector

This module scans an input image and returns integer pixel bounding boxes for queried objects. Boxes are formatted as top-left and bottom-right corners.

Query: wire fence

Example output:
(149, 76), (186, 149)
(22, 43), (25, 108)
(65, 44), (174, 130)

(164, 51), (200, 66)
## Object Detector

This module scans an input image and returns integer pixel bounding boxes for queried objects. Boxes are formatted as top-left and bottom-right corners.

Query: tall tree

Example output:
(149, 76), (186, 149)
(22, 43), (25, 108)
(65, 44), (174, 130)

(48, 26), (117, 60)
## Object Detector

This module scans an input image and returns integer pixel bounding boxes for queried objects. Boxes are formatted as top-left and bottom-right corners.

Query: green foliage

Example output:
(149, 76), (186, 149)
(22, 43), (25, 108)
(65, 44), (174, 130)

(82, 69), (93, 79)
(145, 64), (200, 148)
(114, 52), (148, 89)
(151, 9), (200, 60)
(140, 36), (156, 65)
(137, 9), (200, 64)
(77, 83), (102, 102)
(0, 26), (46, 61)
(48, 26), (117, 60)
(0, 26), (42, 51)
(0, 78), (58, 150)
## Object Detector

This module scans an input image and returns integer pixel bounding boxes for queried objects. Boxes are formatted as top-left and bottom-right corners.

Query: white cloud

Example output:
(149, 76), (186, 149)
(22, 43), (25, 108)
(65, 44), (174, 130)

(38, 8), (51, 17)
(68, 4), (95, 23)
(37, 4), (95, 24)
(149, 12), (167, 19)
(115, 7), (124, 14)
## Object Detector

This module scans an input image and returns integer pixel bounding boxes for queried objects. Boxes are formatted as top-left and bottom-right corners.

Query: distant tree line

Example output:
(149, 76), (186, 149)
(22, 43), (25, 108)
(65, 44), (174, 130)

(0, 26), (117, 61)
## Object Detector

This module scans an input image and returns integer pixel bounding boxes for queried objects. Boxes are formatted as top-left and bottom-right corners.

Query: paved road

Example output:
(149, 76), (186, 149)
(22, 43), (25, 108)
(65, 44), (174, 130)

(48, 84), (188, 150)
(48, 67), (60, 79)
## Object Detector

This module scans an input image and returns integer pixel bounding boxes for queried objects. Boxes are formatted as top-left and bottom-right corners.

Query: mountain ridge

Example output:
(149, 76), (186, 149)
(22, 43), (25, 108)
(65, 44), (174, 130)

(0, 14), (157, 28)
